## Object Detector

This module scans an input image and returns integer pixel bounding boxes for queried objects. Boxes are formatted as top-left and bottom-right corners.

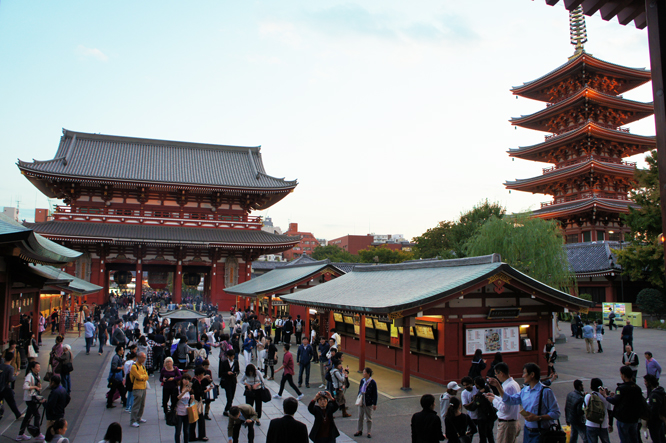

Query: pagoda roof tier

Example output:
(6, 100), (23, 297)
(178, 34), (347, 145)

(510, 87), (653, 132)
(504, 158), (636, 193)
(26, 220), (299, 250)
(17, 130), (297, 206)
(531, 196), (639, 219)
(508, 121), (655, 162)
(512, 51), (651, 102)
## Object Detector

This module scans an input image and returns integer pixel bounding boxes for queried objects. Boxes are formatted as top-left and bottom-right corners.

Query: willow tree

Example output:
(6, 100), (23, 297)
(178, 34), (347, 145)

(465, 214), (577, 293)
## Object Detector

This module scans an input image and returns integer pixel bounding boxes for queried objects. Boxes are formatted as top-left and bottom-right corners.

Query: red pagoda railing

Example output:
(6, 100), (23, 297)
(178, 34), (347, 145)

(542, 155), (636, 174)
(54, 206), (263, 229)
(540, 192), (629, 208)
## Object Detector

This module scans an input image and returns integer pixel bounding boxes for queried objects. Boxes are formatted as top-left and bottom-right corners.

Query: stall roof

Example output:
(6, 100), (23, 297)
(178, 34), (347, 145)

(226, 260), (345, 296)
(160, 308), (210, 320)
(280, 254), (594, 314)
(29, 264), (103, 295)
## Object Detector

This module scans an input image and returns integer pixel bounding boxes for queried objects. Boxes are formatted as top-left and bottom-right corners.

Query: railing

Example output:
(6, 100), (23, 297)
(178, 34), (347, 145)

(542, 155), (637, 174)
(54, 206), (263, 229)
(540, 192), (629, 208)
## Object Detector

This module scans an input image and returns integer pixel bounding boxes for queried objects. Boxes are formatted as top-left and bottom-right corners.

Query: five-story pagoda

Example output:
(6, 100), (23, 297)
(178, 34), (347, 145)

(505, 7), (655, 244)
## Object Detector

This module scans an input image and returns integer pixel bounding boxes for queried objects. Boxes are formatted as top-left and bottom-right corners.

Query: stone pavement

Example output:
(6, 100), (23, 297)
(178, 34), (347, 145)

(71, 350), (356, 442)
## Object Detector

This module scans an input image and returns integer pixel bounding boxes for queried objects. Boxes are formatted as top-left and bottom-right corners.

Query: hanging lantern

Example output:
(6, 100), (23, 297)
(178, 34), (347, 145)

(147, 271), (168, 290)
(183, 272), (201, 287)
(659, 233), (665, 246)
(113, 270), (133, 287)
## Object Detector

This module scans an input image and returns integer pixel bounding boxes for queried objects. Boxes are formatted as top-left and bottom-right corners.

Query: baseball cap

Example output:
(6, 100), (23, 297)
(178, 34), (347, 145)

(447, 381), (461, 390)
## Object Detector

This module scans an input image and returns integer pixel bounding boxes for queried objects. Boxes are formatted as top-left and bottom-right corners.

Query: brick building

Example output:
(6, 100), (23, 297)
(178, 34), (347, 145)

(327, 234), (374, 255)
(282, 223), (320, 261)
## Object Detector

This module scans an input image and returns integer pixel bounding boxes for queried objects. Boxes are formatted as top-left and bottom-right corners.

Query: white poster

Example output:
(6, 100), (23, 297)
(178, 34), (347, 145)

(465, 327), (519, 355)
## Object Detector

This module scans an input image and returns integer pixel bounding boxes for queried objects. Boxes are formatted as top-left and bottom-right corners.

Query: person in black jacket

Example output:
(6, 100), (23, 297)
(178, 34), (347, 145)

(468, 350), (487, 379)
(600, 366), (645, 443)
(445, 397), (477, 443)
(283, 317), (294, 345)
(643, 374), (665, 443)
(220, 350), (239, 416)
(465, 377), (496, 443)
(308, 391), (339, 443)
(354, 367), (378, 438)
(190, 366), (211, 441)
(45, 375), (70, 432)
(0, 351), (22, 420)
(411, 394), (445, 443)
(266, 397), (308, 443)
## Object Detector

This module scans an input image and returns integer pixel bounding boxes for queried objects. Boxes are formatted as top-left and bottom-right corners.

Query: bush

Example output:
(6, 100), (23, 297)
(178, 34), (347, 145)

(637, 288), (666, 319)
(646, 320), (666, 330)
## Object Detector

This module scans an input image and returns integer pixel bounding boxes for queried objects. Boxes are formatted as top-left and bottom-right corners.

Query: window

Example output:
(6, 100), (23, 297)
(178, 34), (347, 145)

(565, 234), (579, 244)
(596, 231), (605, 241)
(582, 231), (591, 242)
(608, 231), (621, 241)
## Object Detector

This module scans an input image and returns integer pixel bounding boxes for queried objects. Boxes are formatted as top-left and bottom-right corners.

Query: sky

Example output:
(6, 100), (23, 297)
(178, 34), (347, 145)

(0, 1), (655, 241)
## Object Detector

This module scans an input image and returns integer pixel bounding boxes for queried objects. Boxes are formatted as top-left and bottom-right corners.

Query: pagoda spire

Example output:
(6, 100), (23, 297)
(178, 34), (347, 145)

(569, 6), (587, 55)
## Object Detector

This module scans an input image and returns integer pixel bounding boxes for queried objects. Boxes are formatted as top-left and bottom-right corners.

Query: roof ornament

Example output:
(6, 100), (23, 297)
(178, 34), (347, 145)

(569, 6), (587, 56)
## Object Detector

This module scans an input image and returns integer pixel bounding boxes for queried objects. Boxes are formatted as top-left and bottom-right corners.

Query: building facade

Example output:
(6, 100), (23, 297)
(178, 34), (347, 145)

(281, 223), (320, 261)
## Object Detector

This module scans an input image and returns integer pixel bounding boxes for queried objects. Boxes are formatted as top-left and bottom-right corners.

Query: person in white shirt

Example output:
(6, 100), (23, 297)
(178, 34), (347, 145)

(584, 378), (613, 443)
(330, 329), (341, 350)
(440, 381), (461, 424)
(491, 362), (522, 443)
(460, 376), (479, 421)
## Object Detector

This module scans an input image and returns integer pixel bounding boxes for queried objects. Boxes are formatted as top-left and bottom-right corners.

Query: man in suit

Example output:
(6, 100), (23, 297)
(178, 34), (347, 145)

(220, 350), (239, 416)
(227, 404), (258, 443)
(282, 316), (294, 345)
(266, 397), (308, 443)
(411, 394), (445, 443)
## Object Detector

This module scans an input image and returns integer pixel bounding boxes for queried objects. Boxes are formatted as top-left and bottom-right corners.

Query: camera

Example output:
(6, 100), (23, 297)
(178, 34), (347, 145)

(318, 391), (327, 397)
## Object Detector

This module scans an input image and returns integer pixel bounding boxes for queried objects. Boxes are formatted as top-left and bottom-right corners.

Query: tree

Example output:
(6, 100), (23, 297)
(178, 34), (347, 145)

(465, 214), (577, 293)
(615, 150), (664, 288)
(311, 244), (358, 263)
(636, 288), (666, 319)
(357, 246), (414, 264)
(412, 200), (506, 259)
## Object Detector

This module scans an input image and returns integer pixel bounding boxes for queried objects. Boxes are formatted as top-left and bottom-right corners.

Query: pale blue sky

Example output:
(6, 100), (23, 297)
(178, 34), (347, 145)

(0, 1), (655, 240)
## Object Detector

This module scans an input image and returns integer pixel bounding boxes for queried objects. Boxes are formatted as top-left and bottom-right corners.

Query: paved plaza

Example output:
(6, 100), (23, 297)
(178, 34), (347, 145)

(0, 319), (664, 442)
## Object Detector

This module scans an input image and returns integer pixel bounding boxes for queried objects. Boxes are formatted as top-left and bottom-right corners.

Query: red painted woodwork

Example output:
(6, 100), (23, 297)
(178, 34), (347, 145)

(135, 263), (143, 304)
(359, 315), (366, 372)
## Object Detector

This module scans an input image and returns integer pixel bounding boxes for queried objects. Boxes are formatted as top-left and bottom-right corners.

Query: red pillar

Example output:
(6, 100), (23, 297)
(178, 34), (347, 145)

(401, 317), (413, 391)
(32, 292), (40, 339)
(135, 262), (143, 304)
(174, 262), (183, 303)
(359, 314), (366, 373)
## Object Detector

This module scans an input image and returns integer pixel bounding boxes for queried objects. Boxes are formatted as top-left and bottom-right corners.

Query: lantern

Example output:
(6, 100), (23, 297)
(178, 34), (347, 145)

(183, 272), (201, 287)
(147, 271), (168, 290)
(113, 270), (133, 287)
(659, 233), (665, 246)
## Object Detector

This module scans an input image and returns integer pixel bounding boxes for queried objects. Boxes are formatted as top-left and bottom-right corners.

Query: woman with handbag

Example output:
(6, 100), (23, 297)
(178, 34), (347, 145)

(240, 363), (266, 426)
(189, 367), (212, 441)
(174, 374), (193, 443)
(17, 361), (45, 441)
(26, 332), (39, 375)
(445, 397), (477, 443)
(160, 357), (182, 415)
(354, 367), (377, 438)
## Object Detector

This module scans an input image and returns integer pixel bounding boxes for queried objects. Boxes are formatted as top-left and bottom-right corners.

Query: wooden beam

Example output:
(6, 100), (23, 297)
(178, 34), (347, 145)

(582, 0), (611, 15)
(645, 0), (666, 284)
(618, 3), (644, 24)
(600, 0), (637, 20)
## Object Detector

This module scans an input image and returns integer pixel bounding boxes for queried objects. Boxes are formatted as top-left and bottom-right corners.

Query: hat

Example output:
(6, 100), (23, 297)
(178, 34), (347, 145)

(447, 381), (461, 390)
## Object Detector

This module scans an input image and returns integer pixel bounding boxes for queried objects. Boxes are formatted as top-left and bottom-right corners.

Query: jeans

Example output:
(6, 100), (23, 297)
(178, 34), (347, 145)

(523, 427), (542, 443)
(617, 421), (639, 443)
(245, 390), (262, 418)
(586, 426), (611, 443)
(175, 414), (190, 443)
(570, 423), (589, 443)
(126, 391), (134, 410)
(0, 387), (21, 419)
(61, 374), (71, 394)
(232, 421), (254, 443)
(474, 419), (496, 443)
(298, 363), (311, 386)
(99, 333), (106, 353)
(278, 373), (302, 396)
(85, 337), (93, 353)
(19, 401), (40, 435)
(224, 384), (235, 412)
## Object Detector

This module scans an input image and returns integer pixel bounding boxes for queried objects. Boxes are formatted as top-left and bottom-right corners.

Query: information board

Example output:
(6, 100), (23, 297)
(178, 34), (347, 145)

(465, 327), (519, 355)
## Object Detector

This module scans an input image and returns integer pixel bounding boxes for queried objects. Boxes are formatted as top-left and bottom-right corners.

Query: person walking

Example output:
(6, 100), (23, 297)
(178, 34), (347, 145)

(599, 366), (644, 443)
(440, 381), (461, 426)
(543, 338), (558, 377)
(242, 332), (256, 368)
(486, 363), (562, 443)
(354, 367), (377, 438)
(643, 374), (666, 443)
(582, 322), (596, 353)
(266, 397), (308, 443)
(38, 314), (46, 346)
(0, 350), (23, 421)
(174, 374), (192, 443)
(445, 397), (477, 443)
(44, 375), (70, 433)
(308, 391), (339, 443)
(645, 352), (662, 384)
(411, 394), (446, 443)
(98, 318), (108, 355)
(129, 351), (149, 428)
(468, 350), (486, 379)
(490, 363), (521, 443)
(297, 337), (315, 389)
(622, 346), (640, 382)
(241, 364), (265, 426)
(84, 317), (96, 355)
(317, 337), (330, 389)
(564, 380), (588, 443)
(17, 361), (45, 441)
(583, 378), (613, 443)
(220, 350), (239, 416)
(273, 344), (304, 400)
(621, 320), (634, 352)
(189, 366), (212, 441)
(227, 405), (258, 443)
(106, 345), (127, 409)
(594, 321), (604, 353)
(160, 357), (182, 415)
(607, 309), (617, 331)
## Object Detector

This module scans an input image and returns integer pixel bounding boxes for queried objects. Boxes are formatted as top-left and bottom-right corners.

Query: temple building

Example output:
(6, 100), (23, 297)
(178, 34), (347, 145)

(17, 129), (299, 307)
(505, 8), (655, 244)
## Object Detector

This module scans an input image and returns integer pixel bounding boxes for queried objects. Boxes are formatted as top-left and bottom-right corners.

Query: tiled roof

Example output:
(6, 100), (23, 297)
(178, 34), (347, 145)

(30, 264), (102, 295)
(505, 160), (635, 188)
(251, 261), (288, 270)
(226, 261), (345, 296)
(281, 254), (594, 314)
(27, 220), (299, 248)
(161, 308), (210, 320)
(564, 241), (622, 275)
(0, 215), (81, 265)
(17, 129), (297, 190)
(531, 198), (639, 216)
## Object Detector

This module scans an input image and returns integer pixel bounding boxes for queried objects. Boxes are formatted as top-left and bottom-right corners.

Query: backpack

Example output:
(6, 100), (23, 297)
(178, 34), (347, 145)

(584, 393), (606, 424)
(125, 370), (134, 392)
(296, 321), (302, 332)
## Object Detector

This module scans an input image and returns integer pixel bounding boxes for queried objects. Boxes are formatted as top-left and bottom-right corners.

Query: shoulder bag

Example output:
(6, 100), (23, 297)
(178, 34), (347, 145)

(259, 377), (271, 403)
(454, 416), (472, 443)
(537, 386), (566, 443)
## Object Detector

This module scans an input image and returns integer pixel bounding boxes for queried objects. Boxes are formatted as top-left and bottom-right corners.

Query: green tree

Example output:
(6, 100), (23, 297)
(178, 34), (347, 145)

(412, 200), (506, 259)
(311, 244), (358, 263)
(465, 214), (577, 293)
(357, 246), (414, 264)
(636, 288), (666, 319)
(615, 150), (664, 287)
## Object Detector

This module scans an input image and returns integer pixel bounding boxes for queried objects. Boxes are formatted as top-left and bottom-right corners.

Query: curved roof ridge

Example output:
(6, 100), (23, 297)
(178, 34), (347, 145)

(353, 254), (502, 272)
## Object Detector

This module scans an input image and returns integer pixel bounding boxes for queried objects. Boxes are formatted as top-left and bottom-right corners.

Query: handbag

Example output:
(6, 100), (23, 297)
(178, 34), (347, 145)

(166, 409), (177, 427)
(44, 364), (53, 383)
(27, 403), (44, 437)
(537, 387), (566, 443)
(259, 382), (272, 403)
(187, 403), (199, 423)
(355, 393), (363, 406)
(64, 362), (74, 373)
